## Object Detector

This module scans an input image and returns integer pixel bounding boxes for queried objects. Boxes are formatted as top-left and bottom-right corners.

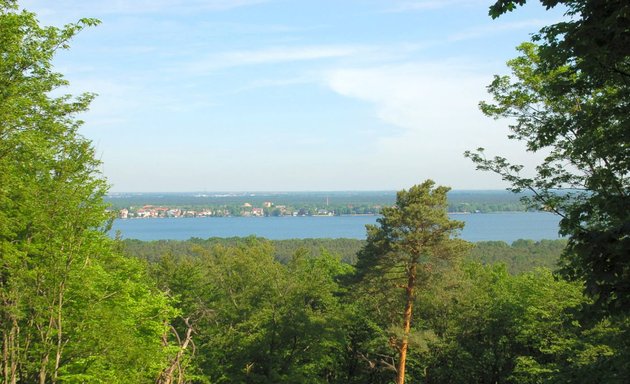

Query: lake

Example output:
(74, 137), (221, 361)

(110, 212), (564, 243)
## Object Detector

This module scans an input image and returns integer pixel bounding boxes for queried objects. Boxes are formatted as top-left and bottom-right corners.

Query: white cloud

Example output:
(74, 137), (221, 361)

(326, 62), (487, 138)
(324, 62), (545, 189)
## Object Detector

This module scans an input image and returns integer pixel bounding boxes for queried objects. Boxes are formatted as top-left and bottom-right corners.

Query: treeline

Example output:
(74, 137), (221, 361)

(122, 237), (566, 274)
(106, 190), (529, 216)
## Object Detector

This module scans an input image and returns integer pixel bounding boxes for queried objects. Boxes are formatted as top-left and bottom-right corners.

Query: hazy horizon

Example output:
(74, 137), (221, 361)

(106, 189), (515, 194)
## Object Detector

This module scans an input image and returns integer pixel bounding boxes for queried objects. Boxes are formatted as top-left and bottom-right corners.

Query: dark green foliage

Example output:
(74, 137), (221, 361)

(488, 0), (630, 86)
(144, 240), (630, 383)
(122, 237), (567, 275)
(123, 233), (626, 383)
(122, 236), (365, 265)
(418, 264), (628, 384)
(272, 238), (364, 264)
(470, 239), (566, 274)
(418, 264), (591, 383)
(467, 0), (630, 314)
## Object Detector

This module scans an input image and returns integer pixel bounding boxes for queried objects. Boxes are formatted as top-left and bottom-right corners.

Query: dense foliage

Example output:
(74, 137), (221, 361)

(149, 239), (353, 383)
(467, 0), (629, 314)
(0, 2), (176, 382)
(468, 238), (566, 274)
(137, 238), (628, 383)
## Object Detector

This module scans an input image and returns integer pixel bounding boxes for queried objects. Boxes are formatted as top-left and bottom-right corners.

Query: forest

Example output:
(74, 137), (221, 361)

(122, 237), (566, 273)
(1, 0), (628, 383)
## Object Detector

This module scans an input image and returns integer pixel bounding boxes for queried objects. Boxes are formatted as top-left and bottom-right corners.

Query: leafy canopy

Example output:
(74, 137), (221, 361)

(1, 2), (176, 382)
(466, 0), (629, 314)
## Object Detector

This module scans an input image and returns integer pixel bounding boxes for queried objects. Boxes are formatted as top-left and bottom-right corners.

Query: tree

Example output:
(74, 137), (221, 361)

(149, 240), (353, 383)
(354, 180), (471, 384)
(418, 263), (603, 384)
(1, 2), (175, 382)
(466, 0), (629, 314)
(487, 0), (629, 86)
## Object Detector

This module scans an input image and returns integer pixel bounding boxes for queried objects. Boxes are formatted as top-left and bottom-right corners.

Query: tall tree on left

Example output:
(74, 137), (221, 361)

(1, 1), (175, 383)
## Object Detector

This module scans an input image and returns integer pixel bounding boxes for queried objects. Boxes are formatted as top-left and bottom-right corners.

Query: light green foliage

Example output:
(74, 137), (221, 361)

(467, 0), (629, 314)
(58, 255), (176, 383)
(1, 2), (175, 382)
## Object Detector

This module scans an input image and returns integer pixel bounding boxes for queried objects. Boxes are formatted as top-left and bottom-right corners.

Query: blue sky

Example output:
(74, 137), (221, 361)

(22, 0), (566, 192)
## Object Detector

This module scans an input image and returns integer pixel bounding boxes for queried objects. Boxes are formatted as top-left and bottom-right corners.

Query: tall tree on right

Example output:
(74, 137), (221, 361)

(466, 0), (629, 315)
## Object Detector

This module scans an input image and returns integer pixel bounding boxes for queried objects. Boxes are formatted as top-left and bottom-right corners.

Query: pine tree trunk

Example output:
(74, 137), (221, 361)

(396, 263), (416, 384)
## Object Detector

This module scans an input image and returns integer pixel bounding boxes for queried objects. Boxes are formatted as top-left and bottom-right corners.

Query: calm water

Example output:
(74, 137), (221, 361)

(110, 212), (563, 243)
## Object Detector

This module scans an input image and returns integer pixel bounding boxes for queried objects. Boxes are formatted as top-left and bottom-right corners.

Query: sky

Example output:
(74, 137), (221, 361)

(22, 0), (567, 192)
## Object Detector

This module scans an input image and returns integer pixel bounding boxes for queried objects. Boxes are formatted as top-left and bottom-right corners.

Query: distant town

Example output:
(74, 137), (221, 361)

(109, 190), (530, 219)
(115, 201), (375, 219)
